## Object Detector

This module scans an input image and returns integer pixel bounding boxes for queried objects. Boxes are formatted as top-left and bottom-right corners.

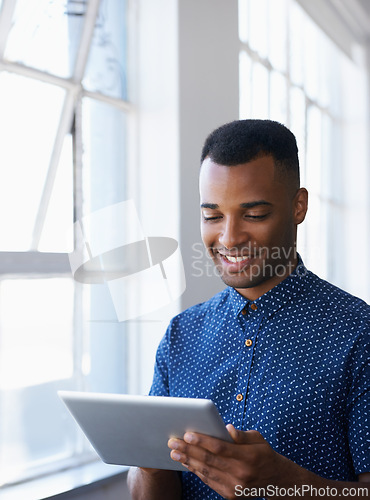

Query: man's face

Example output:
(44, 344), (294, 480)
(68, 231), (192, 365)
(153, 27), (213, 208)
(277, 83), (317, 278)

(199, 155), (307, 300)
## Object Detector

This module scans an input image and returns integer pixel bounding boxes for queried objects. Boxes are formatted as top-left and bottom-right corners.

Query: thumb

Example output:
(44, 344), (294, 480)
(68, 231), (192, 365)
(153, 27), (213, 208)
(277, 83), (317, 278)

(226, 425), (265, 445)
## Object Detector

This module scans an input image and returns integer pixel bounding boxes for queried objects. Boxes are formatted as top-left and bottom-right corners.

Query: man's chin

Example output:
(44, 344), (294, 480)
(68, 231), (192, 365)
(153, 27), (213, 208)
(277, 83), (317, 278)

(219, 271), (266, 290)
(217, 261), (294, 293)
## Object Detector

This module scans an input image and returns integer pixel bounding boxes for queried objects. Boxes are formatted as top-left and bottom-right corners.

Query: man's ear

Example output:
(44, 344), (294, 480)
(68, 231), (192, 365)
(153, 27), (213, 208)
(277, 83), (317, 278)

(293, 188), (308, 225)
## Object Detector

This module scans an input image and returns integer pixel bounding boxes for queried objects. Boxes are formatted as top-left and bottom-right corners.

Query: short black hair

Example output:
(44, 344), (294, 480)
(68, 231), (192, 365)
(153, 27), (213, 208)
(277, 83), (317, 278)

(200, 119), (300, 188)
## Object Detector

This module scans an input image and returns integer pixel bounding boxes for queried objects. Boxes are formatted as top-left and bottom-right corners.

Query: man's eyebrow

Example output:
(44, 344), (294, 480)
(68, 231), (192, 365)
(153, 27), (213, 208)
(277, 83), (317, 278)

(201, 203), (219, 209)
(200, 201), (272, 209)
(240, 201), (273, 209)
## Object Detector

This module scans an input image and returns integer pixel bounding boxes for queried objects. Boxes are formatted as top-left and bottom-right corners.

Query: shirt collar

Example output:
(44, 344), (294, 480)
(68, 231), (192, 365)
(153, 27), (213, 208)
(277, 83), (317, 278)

(229, 256), (309, 319)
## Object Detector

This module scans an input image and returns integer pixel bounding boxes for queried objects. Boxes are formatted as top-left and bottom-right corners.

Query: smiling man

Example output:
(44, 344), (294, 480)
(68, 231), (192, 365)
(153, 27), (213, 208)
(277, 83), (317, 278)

(199, 154), (306, 301)
(128, 120), (370, 499)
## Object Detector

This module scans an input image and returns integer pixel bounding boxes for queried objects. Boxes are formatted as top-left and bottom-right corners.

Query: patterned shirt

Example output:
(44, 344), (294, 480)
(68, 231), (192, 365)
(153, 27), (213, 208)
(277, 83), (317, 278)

(149, 262), (370, 500)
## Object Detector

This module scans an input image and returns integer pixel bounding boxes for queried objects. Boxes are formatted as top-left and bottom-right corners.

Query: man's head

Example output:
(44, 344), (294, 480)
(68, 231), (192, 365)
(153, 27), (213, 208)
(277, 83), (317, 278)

(199, 119), (308, 301)
(201, 119), (300, 194)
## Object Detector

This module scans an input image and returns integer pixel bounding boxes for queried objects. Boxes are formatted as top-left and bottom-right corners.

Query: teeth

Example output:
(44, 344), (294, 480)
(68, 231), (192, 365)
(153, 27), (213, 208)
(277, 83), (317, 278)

(225, 255), (247, 263)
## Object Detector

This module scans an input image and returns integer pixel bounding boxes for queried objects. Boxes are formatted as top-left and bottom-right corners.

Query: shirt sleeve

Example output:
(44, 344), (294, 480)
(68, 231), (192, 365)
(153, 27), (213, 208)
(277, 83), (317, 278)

(347, 329), (370, 475)
(148, 323), (171, 397)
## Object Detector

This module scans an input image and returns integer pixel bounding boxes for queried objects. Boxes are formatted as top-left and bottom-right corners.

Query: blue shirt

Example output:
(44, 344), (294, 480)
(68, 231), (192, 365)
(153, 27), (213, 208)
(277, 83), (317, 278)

(150, 263), (370, 499)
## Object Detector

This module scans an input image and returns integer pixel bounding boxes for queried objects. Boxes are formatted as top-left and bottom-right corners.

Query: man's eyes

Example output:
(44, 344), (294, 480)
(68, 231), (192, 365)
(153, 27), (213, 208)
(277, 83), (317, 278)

(245, 214), (269, 220)
(202, 215), (222, 221)
(202, 214), (269, 221)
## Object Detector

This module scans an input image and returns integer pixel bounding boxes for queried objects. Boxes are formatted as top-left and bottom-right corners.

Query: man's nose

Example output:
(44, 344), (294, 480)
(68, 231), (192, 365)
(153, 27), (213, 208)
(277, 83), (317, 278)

(218, 218), (247, 250)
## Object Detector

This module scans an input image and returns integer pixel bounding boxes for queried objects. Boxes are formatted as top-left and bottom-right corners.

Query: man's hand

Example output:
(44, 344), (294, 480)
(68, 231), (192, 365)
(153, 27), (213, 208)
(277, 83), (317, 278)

(168, 424), (291, 499)
(168, 425), (369, 499)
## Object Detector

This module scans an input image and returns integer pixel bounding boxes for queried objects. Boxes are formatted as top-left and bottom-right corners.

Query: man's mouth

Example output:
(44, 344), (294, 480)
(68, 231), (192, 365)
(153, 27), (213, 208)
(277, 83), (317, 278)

(223, 255), (250, 263)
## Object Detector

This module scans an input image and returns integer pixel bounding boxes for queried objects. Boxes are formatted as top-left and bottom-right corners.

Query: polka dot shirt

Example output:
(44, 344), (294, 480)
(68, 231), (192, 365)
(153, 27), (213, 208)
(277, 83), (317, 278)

(150, 262), (370, 499)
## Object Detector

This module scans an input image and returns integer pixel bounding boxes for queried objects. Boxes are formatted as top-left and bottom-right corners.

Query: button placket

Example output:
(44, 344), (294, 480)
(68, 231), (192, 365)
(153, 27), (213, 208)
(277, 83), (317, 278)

(233, 305), (263, 427)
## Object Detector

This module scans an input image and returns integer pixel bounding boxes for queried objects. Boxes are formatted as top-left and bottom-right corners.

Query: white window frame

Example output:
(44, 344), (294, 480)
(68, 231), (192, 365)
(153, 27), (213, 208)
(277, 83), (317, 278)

(0, 0), (133, 489)
(237, 0), (370, 301)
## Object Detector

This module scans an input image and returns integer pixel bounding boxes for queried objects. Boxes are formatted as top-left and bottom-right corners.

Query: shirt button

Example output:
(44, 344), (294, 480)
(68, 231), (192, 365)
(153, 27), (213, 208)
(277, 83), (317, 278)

(250, 303), (258, 311)
(236, 393), (243, 402)
(241, 308), (247, 316)
(245, 339), (253, 347)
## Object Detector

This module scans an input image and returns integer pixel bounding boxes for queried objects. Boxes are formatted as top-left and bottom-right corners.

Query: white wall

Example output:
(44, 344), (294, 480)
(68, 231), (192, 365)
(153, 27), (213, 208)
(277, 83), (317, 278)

(125, 0), (181, 395)
(178, 0), (240, 309)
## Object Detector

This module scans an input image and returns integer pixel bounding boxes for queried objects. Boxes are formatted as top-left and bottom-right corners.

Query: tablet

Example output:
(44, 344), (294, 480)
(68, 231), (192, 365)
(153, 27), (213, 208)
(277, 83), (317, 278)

(58, 391), (233, 471)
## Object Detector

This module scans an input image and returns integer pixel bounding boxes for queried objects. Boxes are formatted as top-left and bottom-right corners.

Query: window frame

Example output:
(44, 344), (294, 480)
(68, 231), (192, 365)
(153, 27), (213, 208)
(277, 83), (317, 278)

(0, 0), (133, 488)
(238, 0), (369, 299)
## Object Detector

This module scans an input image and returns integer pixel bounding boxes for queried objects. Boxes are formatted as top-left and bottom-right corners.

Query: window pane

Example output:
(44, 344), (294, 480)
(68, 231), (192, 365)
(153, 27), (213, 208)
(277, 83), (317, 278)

(303, 16), (319, 101)
(316, 32), (331, 109)
(80, 97), (128, 393)
(0, 0), (130, 488)
(38, 134), (74, 253)
(306, 105), (322, 194)
(4, 0), (85, 78)
(0, 278), (74, 390)
(251, 62), (269, 118)
(0, 381), (83, 485)
(289, 1), (305, 86)
(270, 70), (287, 123)
(249, 0), (268, 59)
(83, 0), (128, 100)
(239, 50), (252, 118)
(87, 313), (127, 394)
(82, 97), (127, 213)
(268, 0), (287, 72)
(289, 86), (306, 184)
(0, 278), (81, 483)
(321, 114), (334, 201)
(304, 194), (328, 279)
(238, 0), (250, 44)
(0, 73), (66, 251)
(327, 42), (342, 117)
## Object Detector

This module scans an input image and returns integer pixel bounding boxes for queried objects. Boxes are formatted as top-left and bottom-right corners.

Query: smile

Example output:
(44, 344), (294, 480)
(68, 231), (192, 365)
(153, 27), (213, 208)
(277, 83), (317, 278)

(223, 255), (249, 263)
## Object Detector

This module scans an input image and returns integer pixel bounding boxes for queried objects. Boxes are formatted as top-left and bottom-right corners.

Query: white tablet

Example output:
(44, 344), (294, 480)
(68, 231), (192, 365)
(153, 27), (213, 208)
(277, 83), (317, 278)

(58, 391), (233, 471)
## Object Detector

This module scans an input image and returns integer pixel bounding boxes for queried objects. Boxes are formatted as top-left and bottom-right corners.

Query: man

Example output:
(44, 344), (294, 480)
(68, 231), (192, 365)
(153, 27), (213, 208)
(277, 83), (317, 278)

(128, 120), (370, 499)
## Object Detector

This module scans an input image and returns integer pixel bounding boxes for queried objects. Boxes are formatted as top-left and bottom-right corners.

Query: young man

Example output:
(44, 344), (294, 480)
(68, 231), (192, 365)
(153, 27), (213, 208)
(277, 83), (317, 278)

(128, 120), (370, 499)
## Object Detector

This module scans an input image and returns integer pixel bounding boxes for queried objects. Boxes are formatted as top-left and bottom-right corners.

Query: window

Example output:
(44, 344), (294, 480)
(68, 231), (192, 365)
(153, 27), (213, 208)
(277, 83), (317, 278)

(238, 0), (369, 301)
(0, 0), (130, 487)
(0, 0), (368, 493)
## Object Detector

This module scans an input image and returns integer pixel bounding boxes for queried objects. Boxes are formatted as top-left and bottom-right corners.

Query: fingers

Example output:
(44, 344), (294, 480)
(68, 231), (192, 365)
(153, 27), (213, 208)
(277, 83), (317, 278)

(167, 429), (274, 499)
(226, 423), (239, 442)
(168, 433), (232, 472)
(167, 428), (267, 474)
(168, 428), (265, 462)
(226, 425), (265, 445)
(168, 436), (233, 493)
